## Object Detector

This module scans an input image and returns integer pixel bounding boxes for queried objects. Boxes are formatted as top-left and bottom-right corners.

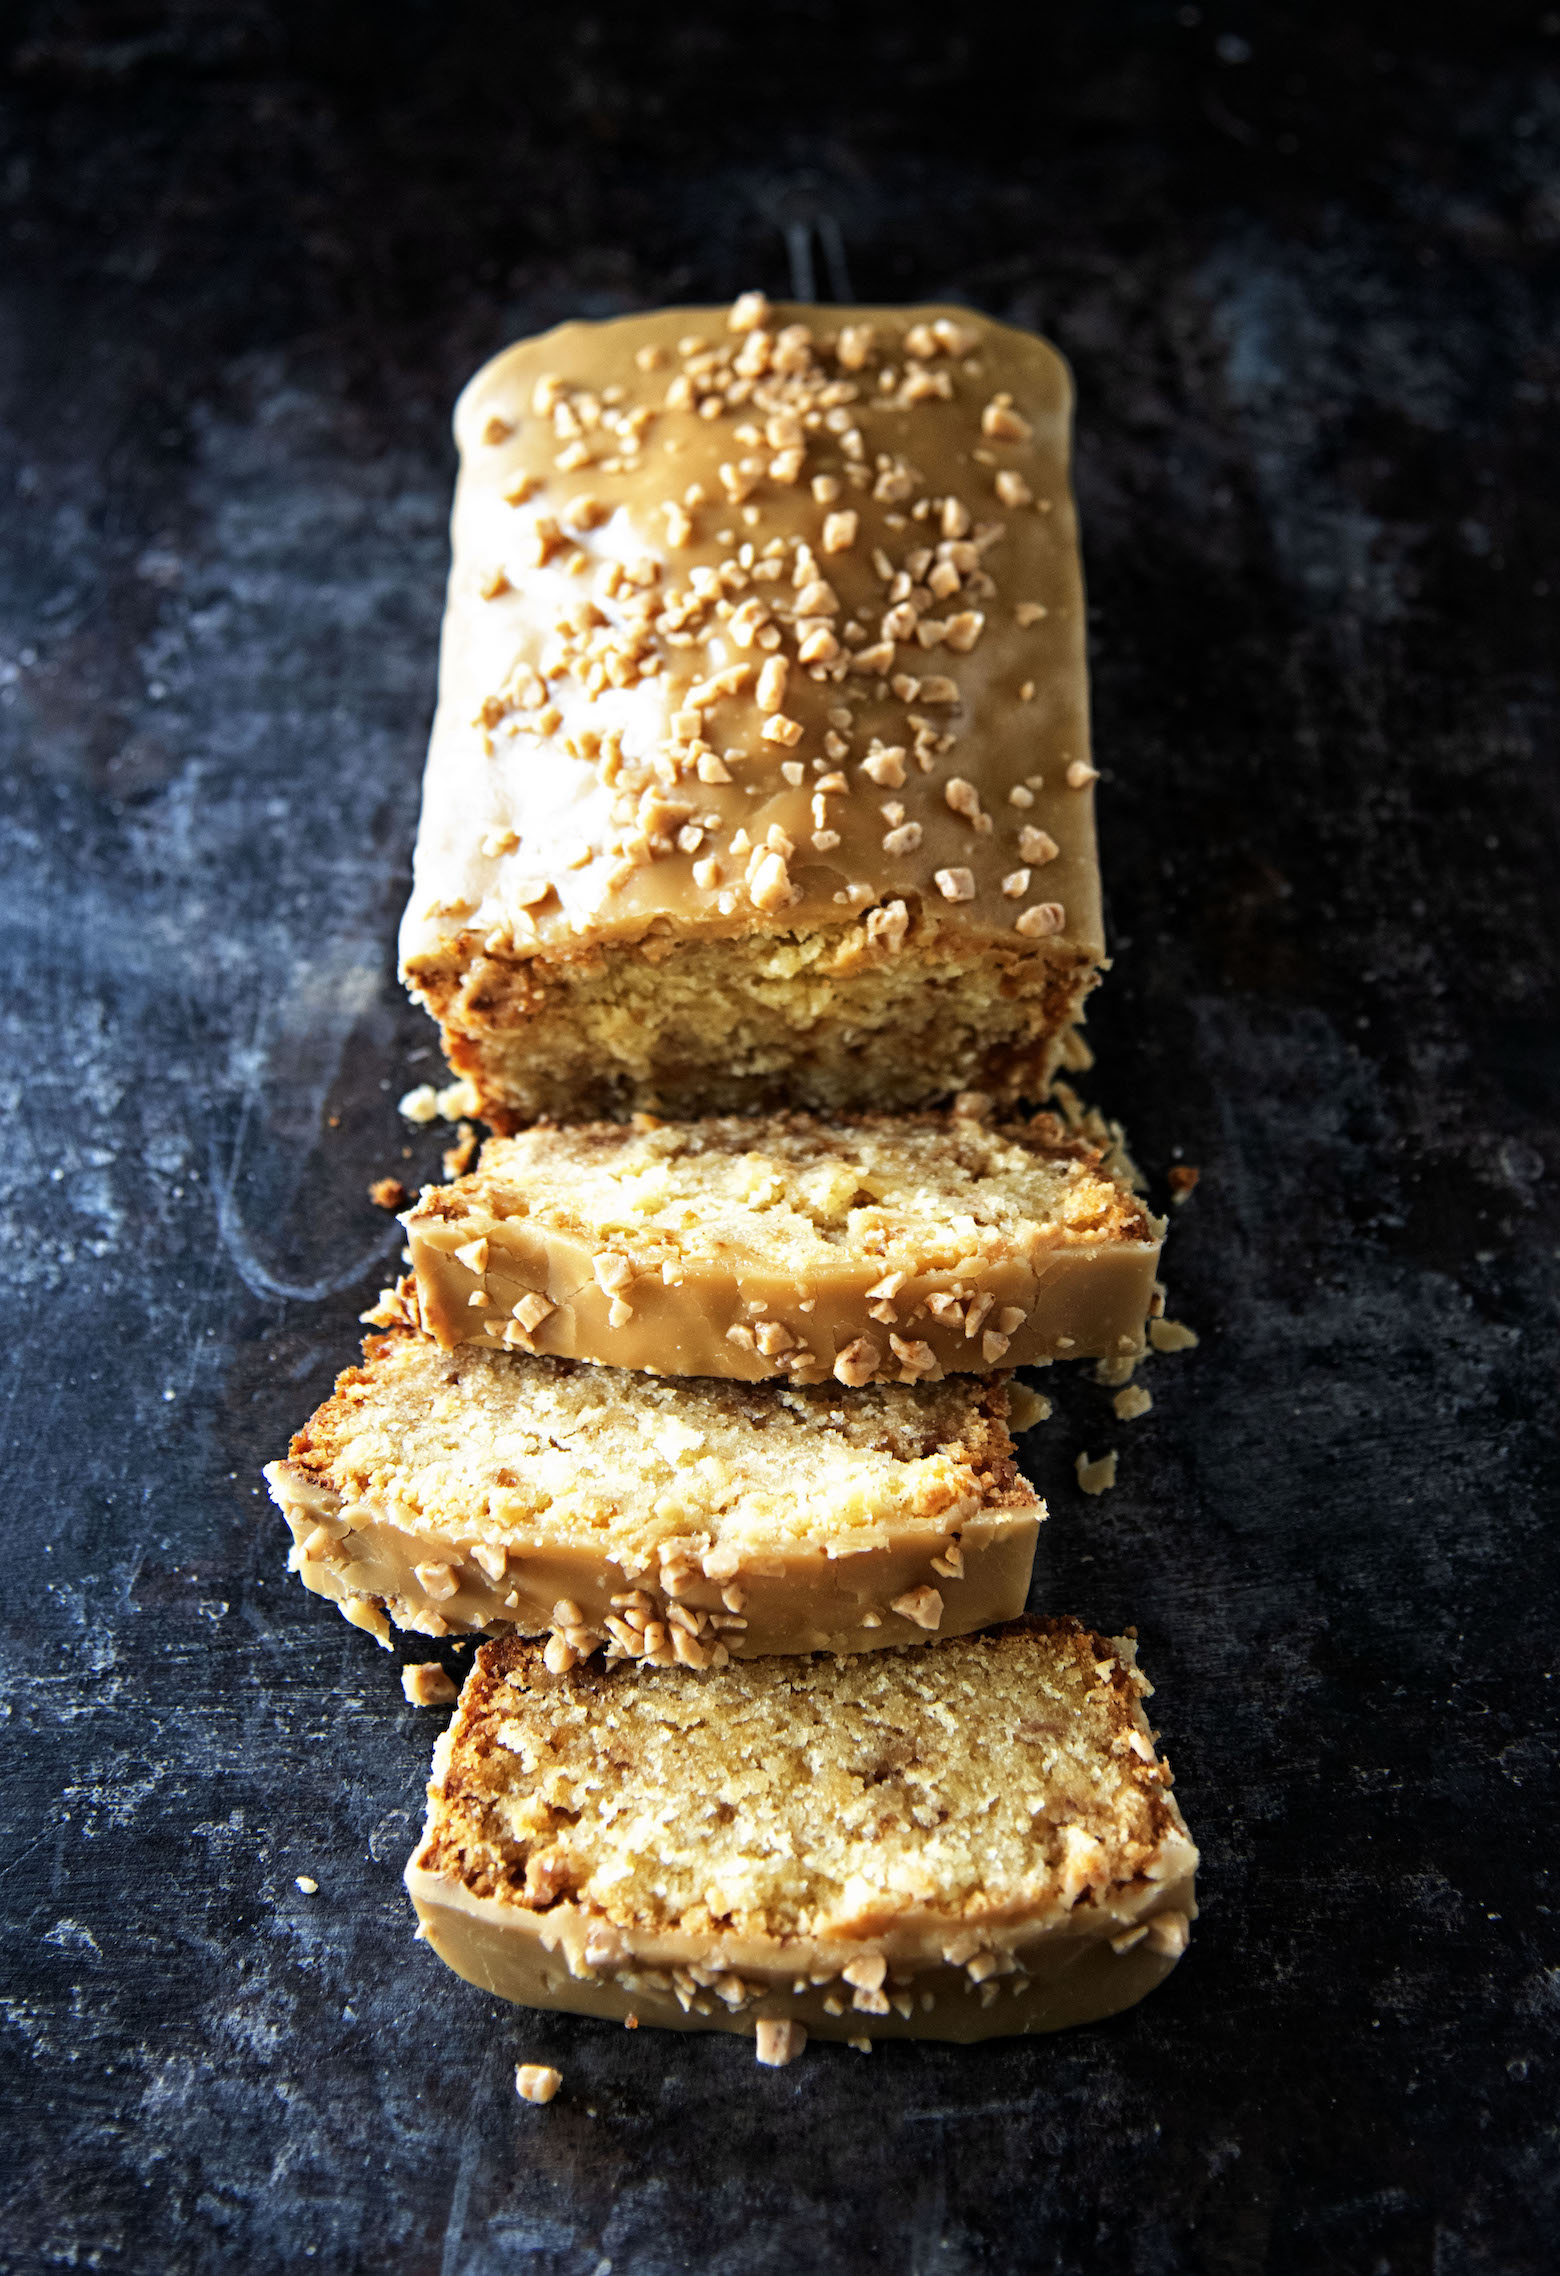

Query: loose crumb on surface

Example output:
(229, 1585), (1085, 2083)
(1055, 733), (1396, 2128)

(1166, 1165), (1201, 1204)
(754, 2019), (808, 2067)
(515, 2063), (562, 2105)
(1113, 1385), (1153, 1423)
(295, 1875), (318, 1895)
(369, 1177), (410, 1212)
(1008, 1384), (1051, 1431)
(398, 1084), (440, 1125)
(1075, 1449), (1118, 1495)
(1148, 1318), (1199, 1354)
(402, 1662), (459, 1707)
(442, 1122), (480, 1178)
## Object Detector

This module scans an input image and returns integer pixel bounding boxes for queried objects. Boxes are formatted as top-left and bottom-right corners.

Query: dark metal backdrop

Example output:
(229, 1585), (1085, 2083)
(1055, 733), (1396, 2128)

(1, 5), (1557, 2270)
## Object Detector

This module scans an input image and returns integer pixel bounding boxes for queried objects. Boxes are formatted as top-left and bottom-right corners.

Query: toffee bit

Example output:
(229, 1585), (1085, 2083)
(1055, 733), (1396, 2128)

(890, 1585), (944, 1629)
(443, 1122), (480, 1178)
(754, 2018), (807, 2067)
(1014, 901), (1065, 938)
(982, 396), (1032, 441)
(1075, 1449), (1118, 1496)
(864, 898), (910, 950)
(401, 1662), (459, 1707)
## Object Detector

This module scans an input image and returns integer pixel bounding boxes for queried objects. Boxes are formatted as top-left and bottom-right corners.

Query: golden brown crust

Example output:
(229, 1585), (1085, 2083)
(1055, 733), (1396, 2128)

(401, 299), (1102, 1125)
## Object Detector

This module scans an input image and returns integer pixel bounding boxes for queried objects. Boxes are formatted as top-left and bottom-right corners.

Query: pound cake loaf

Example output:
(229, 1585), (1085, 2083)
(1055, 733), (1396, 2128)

(405, 1619), (1198, 2052)
(264, 1324), (1042, 1658)
(408, 1102), (1160, 1383)
(401, 297), (1104, 1127)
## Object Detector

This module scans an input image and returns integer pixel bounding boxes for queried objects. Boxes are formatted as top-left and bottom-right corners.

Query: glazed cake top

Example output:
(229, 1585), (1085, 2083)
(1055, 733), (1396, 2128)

(401, 297), (1102, 975)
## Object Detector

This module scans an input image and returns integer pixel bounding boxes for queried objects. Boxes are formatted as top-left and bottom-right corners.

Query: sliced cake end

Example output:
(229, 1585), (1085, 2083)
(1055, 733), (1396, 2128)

(405, 1618), (1198, 2050)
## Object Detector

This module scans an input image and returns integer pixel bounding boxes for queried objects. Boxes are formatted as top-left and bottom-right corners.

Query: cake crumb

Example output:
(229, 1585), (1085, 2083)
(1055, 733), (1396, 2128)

(515, 2063), (562, 2105)
(1075, 1449), (1118, 1495)
(1008, 1385), (1051, 1432)
(398, 1084), (440, 1125)
(436, 1078), (482, 1122)
(402, 1662), (459, 1708)
(369, 1177), (410, 1212)
(443, 1122), (480, 1178)
(1166, 1165), (1201, 1204)
(1113, 1386), (1153, 1423)
(754, 2018), (808, 2067)
(1149, 1318), (1199, 1354)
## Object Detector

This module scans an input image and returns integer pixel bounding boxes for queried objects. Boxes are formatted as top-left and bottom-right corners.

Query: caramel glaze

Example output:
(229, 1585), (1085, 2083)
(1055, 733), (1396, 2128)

(264, 1451), (1041, 1663)
(406, 1871), (1197, 2045)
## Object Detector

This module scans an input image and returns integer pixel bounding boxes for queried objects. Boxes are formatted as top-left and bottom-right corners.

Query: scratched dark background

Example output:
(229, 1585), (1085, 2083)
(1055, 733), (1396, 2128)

(1, 2), (1557, 2270)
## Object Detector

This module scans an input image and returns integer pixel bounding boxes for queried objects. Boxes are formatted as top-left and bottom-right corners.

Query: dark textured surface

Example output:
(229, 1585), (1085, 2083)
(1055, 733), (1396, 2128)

(2, 5), (1558, 2270)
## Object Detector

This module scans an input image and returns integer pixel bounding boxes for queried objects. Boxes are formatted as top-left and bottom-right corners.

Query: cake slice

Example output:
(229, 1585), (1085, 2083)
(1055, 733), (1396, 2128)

(401, 297), (1103, 1128)
(407, 1103), (1160, 1385)
(264, 1325), (1042, 1659)
(404, 1619), (1198, 2052)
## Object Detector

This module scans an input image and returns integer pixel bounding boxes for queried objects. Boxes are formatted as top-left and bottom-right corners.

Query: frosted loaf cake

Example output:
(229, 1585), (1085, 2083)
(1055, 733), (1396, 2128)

(402, 297), (1104, 1126)
(408, 1104), (1160, 1383)
(404, 1620), (1198, 2051)
(264, 1325), (1043, 1658)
